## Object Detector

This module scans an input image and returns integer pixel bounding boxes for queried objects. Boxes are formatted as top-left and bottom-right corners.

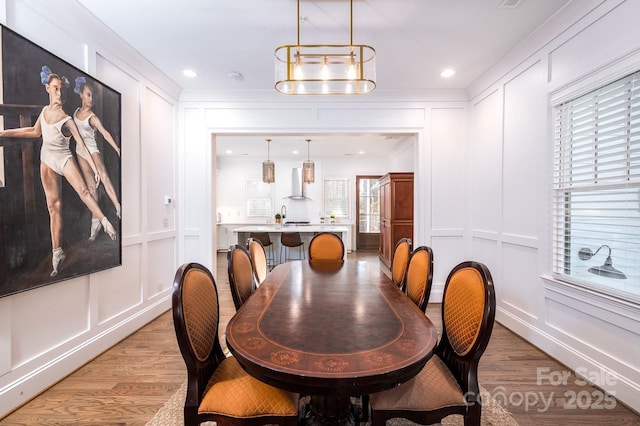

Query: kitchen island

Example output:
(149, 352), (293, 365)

(232, 224), (351, 261)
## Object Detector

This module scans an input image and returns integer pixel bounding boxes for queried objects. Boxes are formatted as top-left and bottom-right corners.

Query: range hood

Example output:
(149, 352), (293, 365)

(286, 168), (310, 199)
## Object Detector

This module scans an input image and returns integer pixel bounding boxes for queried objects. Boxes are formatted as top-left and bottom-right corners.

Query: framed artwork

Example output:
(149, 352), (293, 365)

(0, 25), (122, 298)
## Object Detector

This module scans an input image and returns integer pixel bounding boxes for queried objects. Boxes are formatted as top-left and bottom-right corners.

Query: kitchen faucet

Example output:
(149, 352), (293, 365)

(281, 205), (287, 219)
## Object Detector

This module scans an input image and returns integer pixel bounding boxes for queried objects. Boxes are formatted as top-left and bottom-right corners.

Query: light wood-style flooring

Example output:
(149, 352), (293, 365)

(1, 251), (639, 425)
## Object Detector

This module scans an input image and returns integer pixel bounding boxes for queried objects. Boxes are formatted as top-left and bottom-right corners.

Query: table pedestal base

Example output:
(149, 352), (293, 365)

(303, 395), (354, 426)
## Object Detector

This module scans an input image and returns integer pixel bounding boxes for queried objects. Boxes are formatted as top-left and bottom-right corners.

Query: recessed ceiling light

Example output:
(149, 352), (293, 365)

(182, 69), (197, 78)
(499, 0), (523, 8)
(225, 150), (233, 154)
(440, 68), (455, 78)
(292, 150), (299, 155)
(227, 71), (243, 80)
(358, 150), (365, 155)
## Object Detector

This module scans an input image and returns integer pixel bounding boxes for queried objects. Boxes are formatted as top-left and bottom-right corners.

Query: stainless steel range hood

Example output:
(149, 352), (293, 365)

(286, 168), (310, 199)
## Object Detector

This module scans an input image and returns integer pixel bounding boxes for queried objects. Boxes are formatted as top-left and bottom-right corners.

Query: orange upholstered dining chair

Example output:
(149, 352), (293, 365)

(172, 262), (299, 426)
(246, 237), (268, 285)
(250, 231), (276, 267)
(370, 261), (496, 426)
(391, 238), (412, 289)
(227, 244), (257, 310)
(404, 245), (434, 312)
(308, 232), (345, 260)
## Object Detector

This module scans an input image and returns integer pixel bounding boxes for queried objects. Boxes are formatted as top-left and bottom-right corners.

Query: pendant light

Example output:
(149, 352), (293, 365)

(303, 139), (315, 183)
(275, 0), (376, 95)
(263, 138), (275, 183)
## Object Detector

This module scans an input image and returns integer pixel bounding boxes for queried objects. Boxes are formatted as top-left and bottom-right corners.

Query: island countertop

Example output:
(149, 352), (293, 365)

(232, 224), (350, 234)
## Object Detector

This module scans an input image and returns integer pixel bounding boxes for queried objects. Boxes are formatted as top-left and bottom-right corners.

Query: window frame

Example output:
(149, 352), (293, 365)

(550, 68), (640, 303)
(323, 176), (351, 219)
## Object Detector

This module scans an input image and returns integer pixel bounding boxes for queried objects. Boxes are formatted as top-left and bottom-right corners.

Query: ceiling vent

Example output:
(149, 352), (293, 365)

(499, 0), (523, 8)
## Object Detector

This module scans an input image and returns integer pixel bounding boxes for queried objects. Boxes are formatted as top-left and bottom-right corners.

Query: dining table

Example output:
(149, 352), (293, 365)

(225, 258), (439, 424)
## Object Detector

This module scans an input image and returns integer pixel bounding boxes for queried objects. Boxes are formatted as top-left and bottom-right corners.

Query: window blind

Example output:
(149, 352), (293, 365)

(246, 178), (273, 218)
(323, 178), (350, 218)
(552, 70), (640, 299)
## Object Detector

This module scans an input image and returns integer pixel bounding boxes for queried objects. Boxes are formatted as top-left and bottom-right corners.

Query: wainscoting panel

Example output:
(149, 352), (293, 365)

(501, 242), (539, 321)
(97, 244), (142, 324)
(147, 238), (176, 299)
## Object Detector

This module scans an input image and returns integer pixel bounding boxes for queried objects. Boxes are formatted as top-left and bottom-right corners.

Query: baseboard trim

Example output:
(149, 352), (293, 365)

(496, 307), (640, 414)
(0, 296), (171, 418)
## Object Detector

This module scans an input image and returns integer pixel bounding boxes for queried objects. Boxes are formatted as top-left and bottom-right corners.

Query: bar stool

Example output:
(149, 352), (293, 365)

(249, 232), (276, 268)
(280, 232), (305, 263)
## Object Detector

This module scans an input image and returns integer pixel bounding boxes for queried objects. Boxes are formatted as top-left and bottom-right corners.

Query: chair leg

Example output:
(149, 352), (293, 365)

(360, 395), (370, 422)
(280, 244), (304, 263)
(265, 245), (276, 269)
(465, 404), (482, 426)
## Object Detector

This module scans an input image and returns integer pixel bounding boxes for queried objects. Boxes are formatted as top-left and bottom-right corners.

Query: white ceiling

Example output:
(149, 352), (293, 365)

(74, 0), (571, 158)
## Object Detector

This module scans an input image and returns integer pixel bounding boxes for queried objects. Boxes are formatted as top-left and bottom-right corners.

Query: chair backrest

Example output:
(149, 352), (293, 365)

(281, 232), (303, 247)
(404, 245), (433, 312)
(246, 237), (268, 285)
(391, 238), (412, 288)
(172, 263), (226, 406)
(250, 232), (272, 247)
(437, 261), (496, 394)
(227, 244), (257, 310)
(308, 232), (345, 260)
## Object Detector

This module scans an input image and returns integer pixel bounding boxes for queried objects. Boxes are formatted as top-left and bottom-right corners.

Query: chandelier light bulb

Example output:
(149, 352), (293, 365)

(321, 57), (330, 80)
(347, 62), (357, 80)
(322, 83), (329, 93)
(298, 82), (306, 94)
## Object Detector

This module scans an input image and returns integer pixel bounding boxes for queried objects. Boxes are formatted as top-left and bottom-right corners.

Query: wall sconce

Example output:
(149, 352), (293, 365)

(578, 245), (627, 279)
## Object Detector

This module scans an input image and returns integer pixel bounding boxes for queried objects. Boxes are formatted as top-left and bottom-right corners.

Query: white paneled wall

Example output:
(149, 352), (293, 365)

(469, 0), (640, 412)
(502, 61), (546, 240)
(429, 107), (468, 298)
(0, 0), (179, 416)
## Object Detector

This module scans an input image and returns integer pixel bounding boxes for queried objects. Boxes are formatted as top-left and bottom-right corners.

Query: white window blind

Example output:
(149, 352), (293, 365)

(323, 177), (350, 218)
(552, 70), (640, 299)
(246, 178), (273, 218)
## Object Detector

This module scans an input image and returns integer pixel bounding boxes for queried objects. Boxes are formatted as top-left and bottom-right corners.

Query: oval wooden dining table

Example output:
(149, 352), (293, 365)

(226, 259), (438, 423)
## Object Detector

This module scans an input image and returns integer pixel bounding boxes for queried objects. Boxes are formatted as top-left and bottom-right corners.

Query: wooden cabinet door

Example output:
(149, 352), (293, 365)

(378, 172), (413, 268)
(391, 179), (413, 221)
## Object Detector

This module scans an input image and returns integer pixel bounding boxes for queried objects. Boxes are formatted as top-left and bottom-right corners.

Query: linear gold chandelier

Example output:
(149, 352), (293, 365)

(275, 0), (376, 95)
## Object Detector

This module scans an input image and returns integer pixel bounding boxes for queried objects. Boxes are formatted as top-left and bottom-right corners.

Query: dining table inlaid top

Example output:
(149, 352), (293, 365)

(226, 259), (438, 396)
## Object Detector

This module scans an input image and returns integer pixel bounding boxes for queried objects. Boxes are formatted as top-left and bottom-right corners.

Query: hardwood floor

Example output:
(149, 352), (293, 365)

(1, 251), (639, 425)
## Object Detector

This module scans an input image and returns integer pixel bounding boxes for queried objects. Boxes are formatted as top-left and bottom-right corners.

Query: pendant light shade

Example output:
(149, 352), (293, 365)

(275, 0), (375, 95)
(303, 139), (314, 183)
(263, 138), (275, 183)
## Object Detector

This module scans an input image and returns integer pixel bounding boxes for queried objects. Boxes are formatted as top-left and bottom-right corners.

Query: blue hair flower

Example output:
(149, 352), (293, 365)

(74, 76), (86, 94)
(40, 65), (51, 85)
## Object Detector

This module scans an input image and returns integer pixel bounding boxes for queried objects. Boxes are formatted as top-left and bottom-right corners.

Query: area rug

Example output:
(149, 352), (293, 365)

(146, 381), (518, 426)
